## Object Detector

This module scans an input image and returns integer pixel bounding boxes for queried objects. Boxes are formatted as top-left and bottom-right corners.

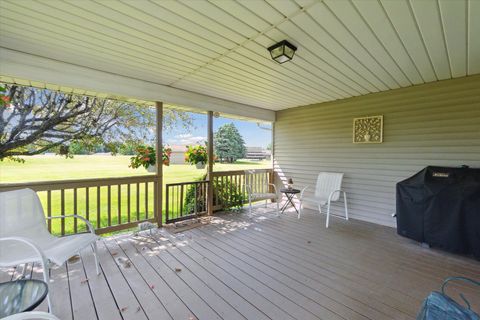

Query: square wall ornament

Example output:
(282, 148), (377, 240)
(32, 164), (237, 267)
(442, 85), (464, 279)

(353, 115), (383, 143)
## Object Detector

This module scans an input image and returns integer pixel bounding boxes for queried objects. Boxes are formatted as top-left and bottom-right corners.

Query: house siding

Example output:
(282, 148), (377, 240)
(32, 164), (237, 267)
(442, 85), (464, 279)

(274, 75), (480, 227)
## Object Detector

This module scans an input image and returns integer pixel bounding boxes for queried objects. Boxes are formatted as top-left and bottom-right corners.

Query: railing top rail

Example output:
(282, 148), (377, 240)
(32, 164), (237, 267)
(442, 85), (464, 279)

(0, 175), (158, 192)
(212, 168), (273, 177)
(166, 180), (209, 187)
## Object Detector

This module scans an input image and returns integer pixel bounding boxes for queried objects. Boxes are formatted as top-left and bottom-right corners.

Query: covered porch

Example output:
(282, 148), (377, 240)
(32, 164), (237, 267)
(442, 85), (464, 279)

(1, 0), (480, 319)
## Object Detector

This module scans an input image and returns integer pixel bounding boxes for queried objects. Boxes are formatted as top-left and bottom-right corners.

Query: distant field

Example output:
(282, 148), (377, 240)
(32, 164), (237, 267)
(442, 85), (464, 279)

(0, 154), (270, 183)
(0, 155), (270, 234)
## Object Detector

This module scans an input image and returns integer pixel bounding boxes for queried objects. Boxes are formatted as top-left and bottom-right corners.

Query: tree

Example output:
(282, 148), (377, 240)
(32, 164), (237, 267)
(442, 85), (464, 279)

(0, 84), (192, 161)
(214, 123), (246, 163)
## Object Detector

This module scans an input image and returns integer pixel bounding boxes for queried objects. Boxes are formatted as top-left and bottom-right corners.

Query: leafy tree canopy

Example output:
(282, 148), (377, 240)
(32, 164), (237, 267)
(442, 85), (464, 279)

(0, 84), (192, 161)
(214, 123), (246, 163)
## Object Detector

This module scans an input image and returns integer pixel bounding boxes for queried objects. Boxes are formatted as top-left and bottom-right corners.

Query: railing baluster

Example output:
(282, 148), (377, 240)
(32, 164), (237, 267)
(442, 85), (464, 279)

(145, 182), (149, 219)
(97, 186), (101, 229)
(153, 181), (157, 223)
(229, 174), (233, 207)
(118, 184), (121, 225)
(194, 183), (197, 216)
(61, 189), (65, 236)
(107, 185), (111, 226)
(136, 182), (140, 221)
(86, 187), (89, 224)
(47, 190), (52, 232)
(175, 185), (178, 220)
(73, 188), (78, 234)
(180, 184), (184, 217)
(166, 184), (170, 223)
(200, 182), (208, 212)
(127, 184), (131, 223)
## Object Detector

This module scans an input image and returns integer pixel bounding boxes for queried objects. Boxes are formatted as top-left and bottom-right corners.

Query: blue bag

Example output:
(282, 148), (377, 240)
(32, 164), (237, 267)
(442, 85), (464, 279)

(417, 277), (480, 320)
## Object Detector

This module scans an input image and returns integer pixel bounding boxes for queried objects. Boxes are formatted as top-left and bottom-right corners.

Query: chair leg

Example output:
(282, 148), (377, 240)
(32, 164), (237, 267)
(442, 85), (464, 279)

(276, 198), (280, 216)
(91, 242), (100, 275)
(298, 201), (302, 219)
(21, 263), (28, 279)
(41, 259), (53, 313)
(343, 192), (349, 221)
(326, 200), (331, 228)
(265, 199), (268, 208)
(248, 196), (253, 216)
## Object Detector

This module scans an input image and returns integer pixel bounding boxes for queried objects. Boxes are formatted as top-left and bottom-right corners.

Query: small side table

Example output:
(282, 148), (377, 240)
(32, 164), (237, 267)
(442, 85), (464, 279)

(280, 188), (301, 214)
(0, 279), (49, 318)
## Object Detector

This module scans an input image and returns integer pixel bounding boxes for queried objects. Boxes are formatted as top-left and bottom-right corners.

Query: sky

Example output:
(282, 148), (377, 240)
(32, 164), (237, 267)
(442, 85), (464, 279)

(164, 112), (272, 148)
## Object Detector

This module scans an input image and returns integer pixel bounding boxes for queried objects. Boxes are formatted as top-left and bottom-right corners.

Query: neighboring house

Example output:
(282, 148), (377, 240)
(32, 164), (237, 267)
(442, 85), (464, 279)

(246, 146), (271, 160)
(169, 145), (186, 164)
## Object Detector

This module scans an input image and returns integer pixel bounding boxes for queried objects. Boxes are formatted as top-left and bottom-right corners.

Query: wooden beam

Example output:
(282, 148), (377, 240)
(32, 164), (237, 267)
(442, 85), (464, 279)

(0, 48), (275, 122)
(207, 111), (214, 215)
(155, 101), (163, 226)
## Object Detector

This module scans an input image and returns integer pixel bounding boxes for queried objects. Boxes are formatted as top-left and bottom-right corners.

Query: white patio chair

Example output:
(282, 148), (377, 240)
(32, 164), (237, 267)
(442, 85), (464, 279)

(2, 311), (61, 320)
(298, 172), (348, 228)
(244, 170), (279, 215)
(0, 188), (101, 312)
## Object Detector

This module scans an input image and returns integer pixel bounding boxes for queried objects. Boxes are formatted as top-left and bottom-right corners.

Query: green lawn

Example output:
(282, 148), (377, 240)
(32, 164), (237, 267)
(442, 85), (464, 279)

(0, 155), (270, 235)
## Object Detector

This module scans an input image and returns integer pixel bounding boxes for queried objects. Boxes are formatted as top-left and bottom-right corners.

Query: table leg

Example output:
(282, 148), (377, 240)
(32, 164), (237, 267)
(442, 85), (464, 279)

(281, 193), (299, 214)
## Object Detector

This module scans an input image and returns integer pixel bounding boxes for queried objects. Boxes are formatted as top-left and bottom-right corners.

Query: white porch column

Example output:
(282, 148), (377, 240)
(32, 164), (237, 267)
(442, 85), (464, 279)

(155, 101), (163, 226)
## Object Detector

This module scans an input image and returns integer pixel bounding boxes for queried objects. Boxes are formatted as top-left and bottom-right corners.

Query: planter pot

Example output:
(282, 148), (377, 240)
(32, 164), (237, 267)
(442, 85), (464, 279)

(146, 165), (156, 173)
(195, 162), (206, 169)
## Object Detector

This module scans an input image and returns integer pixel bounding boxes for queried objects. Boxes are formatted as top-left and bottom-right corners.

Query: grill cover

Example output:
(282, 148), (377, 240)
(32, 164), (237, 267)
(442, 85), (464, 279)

(396, 166), (480, 259)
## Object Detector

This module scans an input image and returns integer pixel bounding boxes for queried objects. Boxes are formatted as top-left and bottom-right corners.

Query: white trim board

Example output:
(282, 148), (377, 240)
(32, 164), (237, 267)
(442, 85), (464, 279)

(0, 48), (275, 122)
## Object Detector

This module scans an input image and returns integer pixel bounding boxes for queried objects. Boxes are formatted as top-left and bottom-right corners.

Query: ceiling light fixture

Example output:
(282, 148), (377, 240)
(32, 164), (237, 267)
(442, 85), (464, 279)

(268, 40), (297, 64)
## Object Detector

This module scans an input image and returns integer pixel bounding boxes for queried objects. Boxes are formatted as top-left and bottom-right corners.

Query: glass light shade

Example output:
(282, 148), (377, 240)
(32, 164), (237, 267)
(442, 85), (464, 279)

(268, 40), (297, 64)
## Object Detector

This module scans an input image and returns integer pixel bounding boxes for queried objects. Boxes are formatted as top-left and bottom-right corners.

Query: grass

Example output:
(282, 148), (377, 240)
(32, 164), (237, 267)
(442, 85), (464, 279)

(0, 155), (270, 235)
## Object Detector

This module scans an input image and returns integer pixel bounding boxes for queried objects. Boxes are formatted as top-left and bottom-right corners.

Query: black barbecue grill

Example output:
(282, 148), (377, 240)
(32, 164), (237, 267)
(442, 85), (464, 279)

(396, 166), (480, 259)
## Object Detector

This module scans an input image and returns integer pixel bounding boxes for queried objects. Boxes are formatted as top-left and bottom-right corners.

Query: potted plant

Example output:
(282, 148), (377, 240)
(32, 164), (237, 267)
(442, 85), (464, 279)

(185, 144), (208, 169)
(130, 145), (171, 172)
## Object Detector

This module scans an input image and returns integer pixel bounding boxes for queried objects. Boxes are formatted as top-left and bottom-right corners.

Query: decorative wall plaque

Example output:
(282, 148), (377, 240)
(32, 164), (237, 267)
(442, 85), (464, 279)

(353, 115), (383, 144)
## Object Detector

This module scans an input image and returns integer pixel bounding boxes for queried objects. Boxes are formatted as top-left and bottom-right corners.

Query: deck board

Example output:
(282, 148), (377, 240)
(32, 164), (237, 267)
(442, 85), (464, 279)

(1, 208), (479, 319)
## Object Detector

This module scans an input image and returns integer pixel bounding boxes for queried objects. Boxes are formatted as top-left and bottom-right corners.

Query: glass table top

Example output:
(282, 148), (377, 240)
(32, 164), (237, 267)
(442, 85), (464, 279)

(0, 279), (48, 317)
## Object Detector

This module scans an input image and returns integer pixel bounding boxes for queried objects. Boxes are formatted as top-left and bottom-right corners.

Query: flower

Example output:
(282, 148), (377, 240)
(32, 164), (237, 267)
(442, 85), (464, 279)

(129, 145), (172, 169)
(184, 144), (209, 167)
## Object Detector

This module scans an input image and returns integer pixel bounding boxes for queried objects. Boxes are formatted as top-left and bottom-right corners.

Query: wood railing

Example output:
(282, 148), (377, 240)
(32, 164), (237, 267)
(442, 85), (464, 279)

(211, 168), (274, 211)
(0, 175), (158, 235)
(165, 180), (209, 224)
(163, 169), (274, 224)
(0, 168), (274, 232)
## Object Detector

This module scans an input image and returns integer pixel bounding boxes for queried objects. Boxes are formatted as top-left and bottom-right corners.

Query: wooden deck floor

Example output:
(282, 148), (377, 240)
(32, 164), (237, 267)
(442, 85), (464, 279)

(1, 208), (479, 320)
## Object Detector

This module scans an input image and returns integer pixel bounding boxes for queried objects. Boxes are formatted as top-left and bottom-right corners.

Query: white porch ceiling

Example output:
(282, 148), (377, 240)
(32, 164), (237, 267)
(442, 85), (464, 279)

(0, 0), (479, 112)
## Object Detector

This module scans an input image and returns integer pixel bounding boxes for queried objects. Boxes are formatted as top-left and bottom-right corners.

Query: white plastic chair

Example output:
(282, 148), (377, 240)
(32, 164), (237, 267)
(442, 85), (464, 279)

(0, 188), (100, 312)
(2, 311), (61, 320)
(298, 172), (348, 228)
(244, 170), (279, 215)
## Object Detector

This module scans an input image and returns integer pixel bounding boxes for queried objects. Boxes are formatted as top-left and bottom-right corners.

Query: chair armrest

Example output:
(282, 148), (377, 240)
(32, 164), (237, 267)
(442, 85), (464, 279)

(328, 189), (345, 202)
(268, 183), (278, 194)
(0, 236), (49, 266)
(47, 215), (96, 235)
(299, 186), (308, 200)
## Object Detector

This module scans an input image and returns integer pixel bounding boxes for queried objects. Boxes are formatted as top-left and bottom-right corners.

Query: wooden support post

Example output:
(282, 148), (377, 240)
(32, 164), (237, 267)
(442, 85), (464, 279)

(155, 101), (163, 226)
(207, 111), (214, 215)
(269, 122), (276, 196)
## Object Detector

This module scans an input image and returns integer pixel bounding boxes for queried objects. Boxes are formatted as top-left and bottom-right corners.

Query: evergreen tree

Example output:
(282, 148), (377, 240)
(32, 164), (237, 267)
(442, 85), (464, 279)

(214, 123), (246, 163)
